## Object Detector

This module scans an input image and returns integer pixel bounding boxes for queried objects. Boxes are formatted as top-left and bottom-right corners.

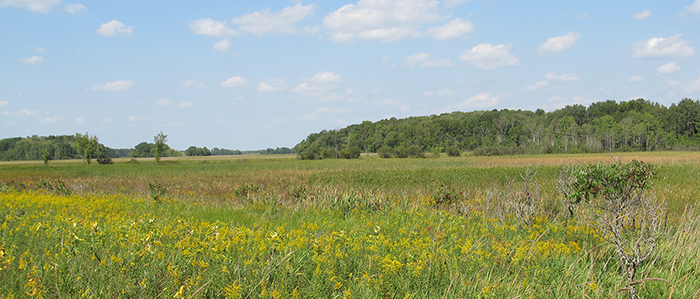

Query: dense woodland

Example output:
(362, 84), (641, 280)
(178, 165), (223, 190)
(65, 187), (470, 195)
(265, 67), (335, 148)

(295, 98), (700, 159)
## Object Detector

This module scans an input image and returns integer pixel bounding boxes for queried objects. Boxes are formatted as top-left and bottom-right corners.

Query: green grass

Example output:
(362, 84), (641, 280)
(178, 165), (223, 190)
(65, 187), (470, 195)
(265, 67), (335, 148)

(1, 152), (700, 298)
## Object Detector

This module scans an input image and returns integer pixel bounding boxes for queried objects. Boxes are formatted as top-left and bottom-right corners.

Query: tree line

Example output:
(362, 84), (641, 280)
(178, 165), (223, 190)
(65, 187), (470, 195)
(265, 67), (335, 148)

(294, 98), (700, 159)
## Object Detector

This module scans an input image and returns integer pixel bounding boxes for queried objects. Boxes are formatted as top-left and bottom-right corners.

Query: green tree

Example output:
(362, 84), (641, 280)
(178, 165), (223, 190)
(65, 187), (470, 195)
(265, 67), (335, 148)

(154, 131), (167, 163)
(75, 132), (98, 165)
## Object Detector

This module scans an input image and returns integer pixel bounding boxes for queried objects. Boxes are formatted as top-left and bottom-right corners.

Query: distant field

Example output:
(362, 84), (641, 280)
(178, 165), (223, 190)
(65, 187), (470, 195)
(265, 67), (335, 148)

(1, 151), (699, 298)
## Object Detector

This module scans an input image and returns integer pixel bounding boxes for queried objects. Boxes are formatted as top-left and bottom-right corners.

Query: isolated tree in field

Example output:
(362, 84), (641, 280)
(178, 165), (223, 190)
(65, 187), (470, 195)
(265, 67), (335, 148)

(154, 131), (167, 163)
(75, 132), (98, 165)
(568, 160), (667, 299)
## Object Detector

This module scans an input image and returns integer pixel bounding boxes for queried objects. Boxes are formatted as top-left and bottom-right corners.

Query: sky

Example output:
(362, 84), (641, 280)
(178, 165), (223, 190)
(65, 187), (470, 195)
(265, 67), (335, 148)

(2, 0), (700, 150)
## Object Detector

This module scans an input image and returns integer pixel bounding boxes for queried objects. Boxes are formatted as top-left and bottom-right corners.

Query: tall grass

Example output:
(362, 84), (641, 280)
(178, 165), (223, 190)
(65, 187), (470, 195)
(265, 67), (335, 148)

(1, 152), (700, 297)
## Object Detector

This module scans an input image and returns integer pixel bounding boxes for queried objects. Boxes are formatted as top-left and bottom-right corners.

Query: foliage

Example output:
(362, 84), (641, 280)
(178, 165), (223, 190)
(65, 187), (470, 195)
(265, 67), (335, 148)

(185, 146), (212, 156)
(147, 182), (166, 202)
(295, 98), (700, 157)
(568, 159), (666, 299)
(75, 132), (99, 165)
(96, 151), (113, 164)
(154, 131), (168, 163)
(446, 145), (461, 157)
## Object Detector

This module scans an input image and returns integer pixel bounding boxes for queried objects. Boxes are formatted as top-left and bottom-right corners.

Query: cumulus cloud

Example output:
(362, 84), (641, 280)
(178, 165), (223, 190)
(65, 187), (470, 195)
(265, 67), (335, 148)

(17, 109), (37, 116)
(258, 79), (287, 92)
(220, 76), (247, 88)
(127, 115), (150, 122)
(634, 9), (651, 20)
(40, 116), (65, 124)
(213, 39), (233, 52)
(155, 98), (173, 107)
(189, 18), (238, 37)
(177, 102), (194, 108)
(73, 117), (86, 125)
(537, 32), (580, 54)
(64, 3), (86, 14)
(455, 92), (501, 109)
(459, 43), (519, 70)
(232, 3), (315, 35)
(96, 20), (133, 36)
(629, 75), (644, 82)
(657, 62), (681, 74)
(88, 80), (135, 92)
(323, 0), (443, 43)
(633, 34), (695, 58)
(0, 0), (61, 13)
(545, 72), (579, 81)
(404, 53), (453, 68)
(443, 0), (470, 7)
(310, 71), (341, 83)
(427, 18), (473, 40)
(527, 80), (549, 91)
(685, 0), (700, 14)
(0, 101), (9, 107)
(180, 79), (209, 88)
(21, 56), (44, 64)
(423, 89), (456, 96)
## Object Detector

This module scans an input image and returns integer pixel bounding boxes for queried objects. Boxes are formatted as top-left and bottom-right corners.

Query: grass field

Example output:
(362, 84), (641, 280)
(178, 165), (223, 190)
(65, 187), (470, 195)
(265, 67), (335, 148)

(1, 152), (699, 298)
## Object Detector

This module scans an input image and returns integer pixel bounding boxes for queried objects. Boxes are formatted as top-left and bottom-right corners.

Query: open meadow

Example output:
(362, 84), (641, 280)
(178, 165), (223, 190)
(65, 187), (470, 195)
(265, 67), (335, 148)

(1, 152), (700, 298)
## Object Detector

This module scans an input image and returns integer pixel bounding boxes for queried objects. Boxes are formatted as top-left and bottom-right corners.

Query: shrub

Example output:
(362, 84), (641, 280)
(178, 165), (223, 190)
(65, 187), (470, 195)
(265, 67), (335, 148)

(446, 145), (461, 157)
(97, 152), (113, 164)
(321, 148), (337, 159)
(378, 146), (395, 158)
(339, 146), (361, 159)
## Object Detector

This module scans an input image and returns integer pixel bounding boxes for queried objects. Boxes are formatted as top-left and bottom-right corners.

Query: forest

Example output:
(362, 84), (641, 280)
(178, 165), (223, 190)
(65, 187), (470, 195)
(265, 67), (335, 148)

(294, 98), (700, 159)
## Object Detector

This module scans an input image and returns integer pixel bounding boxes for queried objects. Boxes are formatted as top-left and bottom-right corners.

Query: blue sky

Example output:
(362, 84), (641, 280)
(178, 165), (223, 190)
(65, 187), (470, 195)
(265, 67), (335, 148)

(2, 0), (700, 150)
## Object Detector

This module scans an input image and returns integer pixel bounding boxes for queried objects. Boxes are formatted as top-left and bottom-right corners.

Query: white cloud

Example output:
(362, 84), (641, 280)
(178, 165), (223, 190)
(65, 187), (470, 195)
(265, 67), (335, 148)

(628, 75), (644, 82)
(668, 77), (700, 93)
(685, 0), (700, 14)
(404, 53), (432, 68)
(73, 117), (86, 125)
(313, 107), (349, 114)
(21, 56), (44, 64)
(213, 39), (233, 52)
(427, 18), (473, 40)
(422, 58), (454, 68)
(40, 116), (64, 124)
(221, 76), (247, 88)
(258, 79), (287, 92)
(232, 3), (315, 35)
(633, 34), (695, 58)
(545, 72), (579, 81)
(291, 82), (336, 93)
(423, 89), (455, 96)
(404, 53), (453, 68)
(180, 79), (209, 88)
(455, 92), (501, 109)
(657, 62), (681, 74)
(88, 80), (135, 92)
(189, 18), (238, 37)
(323, 0), (443, 43)
(443, 0), (469, 7)
(634, 9), (651, 20)
(96, 20), (133, 37)
(310, 71), (341, 83)
(577, 14), (590, 19)
(537, 32), (580, 54)
(64, 3), (86, 14)
(17, 109), (37, 116)
(155, 98), (173, 107)
(127, 115), (150, 122)
(459, 43), (519, 70)
(527, 80), (549, 91)
(177, 102), (194, 108)
(100, 118), (112, 124)
(0, 0), (60, 13)
(0, 101), (9, 107)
